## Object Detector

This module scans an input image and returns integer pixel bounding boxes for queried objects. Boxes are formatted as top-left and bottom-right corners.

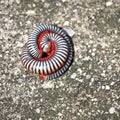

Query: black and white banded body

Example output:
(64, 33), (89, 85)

(21, 24), (74, 80)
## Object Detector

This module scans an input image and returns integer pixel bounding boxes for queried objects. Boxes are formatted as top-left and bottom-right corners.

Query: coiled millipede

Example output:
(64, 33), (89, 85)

(21, 24), (74, 80)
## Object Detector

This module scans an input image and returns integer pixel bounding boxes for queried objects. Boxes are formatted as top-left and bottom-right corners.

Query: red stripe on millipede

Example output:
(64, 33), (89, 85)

(35, 31), (57, 61)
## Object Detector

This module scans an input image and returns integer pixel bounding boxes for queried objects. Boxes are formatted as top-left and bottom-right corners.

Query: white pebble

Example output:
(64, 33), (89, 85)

(111, 60), (116, 63)
(86, 74), (91, 79)
(55, 20), (60, 24)
(35, 108), (40, 113)
(73, 9), (77, 13)
(98, 60), (103, 65)
(77, 68), (82, 74)
(118, 18), (120, 23)
(70, 73), (77, 79)
(0, 54), (2, 57)
(109, 107), (115, 114)
(39, 118), (43, 120)
(105, 85), (110, 90)
(63, 21), (69, 26)
(16, 42), (24, 47)
(91, 78), (94, 83)
(28, 118), (32, 120)
(91, 52), (95, 56)
(102, 86), (105, 89)
(58, 112), (63, 116)
(26, 21), (31, 25)
(101, 73), (105, 76)
(62, 0), (67, 2)
(0, 28), (4, 32)
(110, 82), (115, 86)
(93, 48), (96, 52)
(26, 10), (36, 15)
(108, 65), (112, 70)
(64, 28), (75, 37)
(106, 1), (113, 7)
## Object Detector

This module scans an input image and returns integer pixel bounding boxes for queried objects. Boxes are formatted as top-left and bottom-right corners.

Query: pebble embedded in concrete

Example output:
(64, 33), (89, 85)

(109, 107), (115, 114)
(106, 1), (113, 7)
(105, 85), (110, 90)
(64, 28), (75, 37)
(63, 21), (69, 26)
(70, 73), (77, 79)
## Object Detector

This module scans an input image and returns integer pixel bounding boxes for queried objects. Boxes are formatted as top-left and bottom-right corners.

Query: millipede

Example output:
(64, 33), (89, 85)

(21, 24), (74, 80)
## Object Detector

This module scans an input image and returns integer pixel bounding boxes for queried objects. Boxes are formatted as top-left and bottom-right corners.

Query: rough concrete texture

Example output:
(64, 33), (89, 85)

(0, 0), (120, 120)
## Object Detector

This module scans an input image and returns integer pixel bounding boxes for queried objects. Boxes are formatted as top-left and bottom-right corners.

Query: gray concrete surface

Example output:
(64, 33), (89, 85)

(0, 0), (120, 120)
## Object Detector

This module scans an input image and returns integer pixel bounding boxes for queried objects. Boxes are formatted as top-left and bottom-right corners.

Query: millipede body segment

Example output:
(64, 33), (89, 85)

(21, 25), (74, 80)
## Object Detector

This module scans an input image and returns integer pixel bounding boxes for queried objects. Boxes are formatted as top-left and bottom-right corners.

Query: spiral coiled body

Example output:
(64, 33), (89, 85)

(21, 25), (74, 80)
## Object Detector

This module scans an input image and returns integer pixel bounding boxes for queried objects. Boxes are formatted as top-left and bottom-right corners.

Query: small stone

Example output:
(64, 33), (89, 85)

(77, 68), (82, 74)
(106, 1), (113, 7)
(0, 28), (4, 32)
(102, 86), (105, 89)
(91, 78), (94, 83)
(101, 72), (105, 77)
(79, 55), (82, 59)
(35, 108), (40, 113)
(26, 21), (31, 25)
(62, 0), (67, 2)
(110, 82), (115, 86)
(118, 18), (120, 23)
(91, 98), (97, 102)
(73, 9), (77, 13)
(111, 60), (116, 63)
(93, 48), (96, 52)
(11, 57), (15, 62)
(55, 20), (60, 24)
(105, 85), (110, 90)
(86, 74), (91, 79)
(16, 42), (24, 47)
(91, 15), (95, 20)
(64, 28), (75, 37)
(70, 73), (77, 79)
(63, 21), (69, 26)
(58, 112), (62, 116)
(109, 107), (115, 114)
(26, 10), (36, 15)
(91, 52), (95, 56)
(39, 118), (43, 120)
(78, 112), (80, 115)
(28, 118), (32, 120)
(33, 3), (36, 7)
(98, 60), (103, 65)
(108, 65), (112, 70)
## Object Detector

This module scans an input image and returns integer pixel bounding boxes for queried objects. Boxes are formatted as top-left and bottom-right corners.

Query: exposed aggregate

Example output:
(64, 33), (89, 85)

(0, 0), (120, 120)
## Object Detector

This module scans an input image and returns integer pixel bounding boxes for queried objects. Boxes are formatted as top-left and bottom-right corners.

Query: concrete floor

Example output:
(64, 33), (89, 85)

(0, 0), (120, 119)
